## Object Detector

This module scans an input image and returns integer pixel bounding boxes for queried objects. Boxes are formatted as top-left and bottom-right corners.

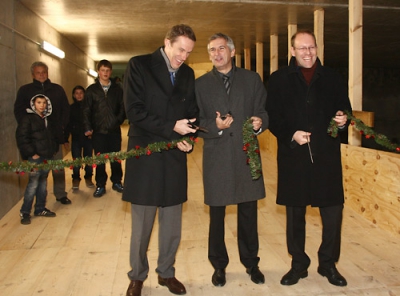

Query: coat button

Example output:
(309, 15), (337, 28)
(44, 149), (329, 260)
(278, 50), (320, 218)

(230, 132), (233, 136)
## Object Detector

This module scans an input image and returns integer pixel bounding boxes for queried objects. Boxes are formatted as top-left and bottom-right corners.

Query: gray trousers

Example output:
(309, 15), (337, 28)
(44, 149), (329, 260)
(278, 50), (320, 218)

(51, 146), (67, 199)
(128, 203), (182, 281)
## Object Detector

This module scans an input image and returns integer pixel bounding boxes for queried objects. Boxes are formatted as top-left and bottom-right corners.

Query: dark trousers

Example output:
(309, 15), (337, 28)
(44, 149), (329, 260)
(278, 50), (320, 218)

(208, 200), (260, 269)
(286, 204), (343, 271)
(71, 136), (93, 180)
(91, 133), (122, 187)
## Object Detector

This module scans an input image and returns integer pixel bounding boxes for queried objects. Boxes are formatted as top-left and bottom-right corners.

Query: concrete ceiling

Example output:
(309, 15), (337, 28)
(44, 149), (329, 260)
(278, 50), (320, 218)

(19, 0), (400, 71)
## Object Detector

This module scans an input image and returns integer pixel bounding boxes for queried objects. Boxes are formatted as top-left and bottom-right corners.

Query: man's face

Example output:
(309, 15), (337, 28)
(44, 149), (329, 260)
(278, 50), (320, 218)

(290, 33), (318, 68)
(97, 66), (112, 83)
(74, 89), (85, 101)
(34, 97), (47, 114)
(164, 36), (195, 70)
(32, 66), (48, 83)
(208, 37), (235, 74)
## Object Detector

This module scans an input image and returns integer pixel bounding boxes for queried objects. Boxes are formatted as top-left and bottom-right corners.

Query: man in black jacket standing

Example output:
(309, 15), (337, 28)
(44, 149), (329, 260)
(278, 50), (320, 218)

(82, 59), (125, 198)
(14, 61), (71, 205)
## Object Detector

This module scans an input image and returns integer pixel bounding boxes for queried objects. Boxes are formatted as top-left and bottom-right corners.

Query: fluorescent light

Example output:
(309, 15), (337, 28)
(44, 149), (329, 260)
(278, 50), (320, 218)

(88, 69), (98, 78)
(40, 41), (65, 59)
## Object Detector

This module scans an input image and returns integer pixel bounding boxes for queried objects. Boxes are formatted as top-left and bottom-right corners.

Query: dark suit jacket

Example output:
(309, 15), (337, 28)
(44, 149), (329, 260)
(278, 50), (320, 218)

(122, 47), (198, 206)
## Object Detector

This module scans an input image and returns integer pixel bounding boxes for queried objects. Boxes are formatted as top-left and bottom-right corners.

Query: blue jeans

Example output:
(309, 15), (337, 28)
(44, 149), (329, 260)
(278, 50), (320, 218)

(20, 157), (50, 215)
(71, 137), (93, 180)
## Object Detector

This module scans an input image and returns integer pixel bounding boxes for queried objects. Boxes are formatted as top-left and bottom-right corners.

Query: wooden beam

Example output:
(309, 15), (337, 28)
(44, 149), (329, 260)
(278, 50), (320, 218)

(314, 8), (324, 65)
(348, 0), (363, 146)
(256, 42), (263, 81)
(270, 34), (278, 74)
(352, 110), (374, 127)
(288, 24), (297, 64)
(244, 48), (251, 70)
(235, 54), (242, 68)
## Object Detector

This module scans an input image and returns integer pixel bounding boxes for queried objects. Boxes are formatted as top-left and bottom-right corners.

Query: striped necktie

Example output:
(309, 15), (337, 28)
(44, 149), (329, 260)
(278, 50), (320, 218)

(223, 75), (230, 94)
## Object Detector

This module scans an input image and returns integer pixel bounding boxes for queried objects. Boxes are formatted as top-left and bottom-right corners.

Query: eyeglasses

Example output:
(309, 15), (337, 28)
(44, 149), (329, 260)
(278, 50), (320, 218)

(294, 46), (317, 53)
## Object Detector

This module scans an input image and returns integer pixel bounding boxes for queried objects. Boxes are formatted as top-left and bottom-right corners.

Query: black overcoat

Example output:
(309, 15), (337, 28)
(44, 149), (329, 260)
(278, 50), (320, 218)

(266, 57), (352, 207)
(122, 47), (198, 207)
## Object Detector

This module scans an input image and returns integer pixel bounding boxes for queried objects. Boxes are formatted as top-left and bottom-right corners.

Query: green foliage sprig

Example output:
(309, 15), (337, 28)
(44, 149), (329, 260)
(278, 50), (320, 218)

(328, 110), (400, 153)
(242, 118), (262, 180)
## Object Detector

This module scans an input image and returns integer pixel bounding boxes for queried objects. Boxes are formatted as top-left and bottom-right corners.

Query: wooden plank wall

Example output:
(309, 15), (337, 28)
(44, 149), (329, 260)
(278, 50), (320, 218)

(261, 132), (400, 236)
(342, 144), (400, 236)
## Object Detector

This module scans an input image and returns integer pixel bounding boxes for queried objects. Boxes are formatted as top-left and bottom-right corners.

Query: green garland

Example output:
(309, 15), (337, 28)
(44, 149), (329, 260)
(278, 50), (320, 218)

(328, 110), (400, 153)
(1, 120), (263, 179)
(242, 118), (262, 180)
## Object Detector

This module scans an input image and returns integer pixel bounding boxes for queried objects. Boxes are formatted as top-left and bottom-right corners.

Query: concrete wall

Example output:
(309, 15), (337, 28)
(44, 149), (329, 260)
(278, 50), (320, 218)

(0, 0), (95, 219)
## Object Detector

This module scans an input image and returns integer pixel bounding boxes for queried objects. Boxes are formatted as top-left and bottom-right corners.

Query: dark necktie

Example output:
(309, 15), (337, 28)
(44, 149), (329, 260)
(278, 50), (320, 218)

(223, 75), (230, 94)
(170, 72), (175, 86)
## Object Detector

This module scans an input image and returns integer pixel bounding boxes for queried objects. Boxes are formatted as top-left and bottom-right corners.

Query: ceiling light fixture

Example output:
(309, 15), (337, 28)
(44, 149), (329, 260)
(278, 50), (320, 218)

(88, 69), (98, 78)
(40, 41), (65, 59)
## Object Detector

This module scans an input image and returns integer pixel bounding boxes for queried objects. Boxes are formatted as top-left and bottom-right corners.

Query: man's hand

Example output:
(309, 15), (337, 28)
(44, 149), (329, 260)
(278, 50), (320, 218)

(292, 131), (312, 145)
(216, 111), (233, 130)
(250, 116), (262, 131)
(334, 110), (347, 127)
(176, 140), (193, 153)
(173, 118), (197, 135)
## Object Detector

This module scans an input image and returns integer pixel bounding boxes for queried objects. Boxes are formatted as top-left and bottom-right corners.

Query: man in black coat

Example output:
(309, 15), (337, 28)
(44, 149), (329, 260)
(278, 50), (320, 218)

(14, 61), (71, 205)
(266, 30), (352, 287)
(82, 59), (125, 198)
(123, 24), (198, 296)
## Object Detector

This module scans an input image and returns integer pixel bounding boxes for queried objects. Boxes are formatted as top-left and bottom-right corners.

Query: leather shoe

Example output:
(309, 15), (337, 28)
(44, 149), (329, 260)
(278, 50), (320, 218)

(112, 183), (124, 193)
(318, 266), (347, 286)
(212, 268), (226, 287)
(126, 280), (143, 296)
(158, 276), (186, 295)
(56, 197), (72, 204)
(280, 268), (308, 285)
(246, 266), (265, 284)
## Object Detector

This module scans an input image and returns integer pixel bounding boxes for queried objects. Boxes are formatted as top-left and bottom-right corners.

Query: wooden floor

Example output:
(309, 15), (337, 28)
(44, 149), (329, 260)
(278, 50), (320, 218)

(1, 125), (400, 296)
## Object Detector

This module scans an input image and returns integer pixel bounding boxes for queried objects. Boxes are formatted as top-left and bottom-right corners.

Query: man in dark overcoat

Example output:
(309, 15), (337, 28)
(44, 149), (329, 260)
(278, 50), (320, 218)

(195, 33), (268, 287)
(122, 24), (198, 296)
(266, 30), (352, 287)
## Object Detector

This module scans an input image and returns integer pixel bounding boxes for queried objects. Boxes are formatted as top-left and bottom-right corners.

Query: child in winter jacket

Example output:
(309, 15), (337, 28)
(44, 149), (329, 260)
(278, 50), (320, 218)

(16, 94), (58, 225)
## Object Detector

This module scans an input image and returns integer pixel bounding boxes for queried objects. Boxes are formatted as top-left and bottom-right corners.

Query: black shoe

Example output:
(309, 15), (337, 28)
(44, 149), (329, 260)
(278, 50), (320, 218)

(56, 197), (72, 204)
(20, 213), (31, 225)
(72, 179), (80, 190)
(246, 266), (265, 284)
(318, 266), (347, 286)
(280, 268), (308, 285)
(112, 183), (124, 193)
(34, 208), (56, 217)
(93, 187), (106, 197)
(212, 268), (226, 287)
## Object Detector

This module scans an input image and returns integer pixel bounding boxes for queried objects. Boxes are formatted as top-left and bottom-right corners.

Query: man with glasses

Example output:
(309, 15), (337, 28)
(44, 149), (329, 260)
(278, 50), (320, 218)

(266, 30), (352, 287)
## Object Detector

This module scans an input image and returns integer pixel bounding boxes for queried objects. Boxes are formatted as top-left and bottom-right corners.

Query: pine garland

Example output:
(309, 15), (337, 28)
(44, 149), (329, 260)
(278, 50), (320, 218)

(328, 110), (400, 153)
(242, 118), (262, 180)
(1, 136), (198, 175)
(1, 119), (264, 180)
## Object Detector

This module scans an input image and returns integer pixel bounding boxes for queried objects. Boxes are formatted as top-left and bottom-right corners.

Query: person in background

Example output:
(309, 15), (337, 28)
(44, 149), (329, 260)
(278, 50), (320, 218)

(123, 24), (198, 296)
(14, 61), (71, 205)
(82, 59), (125, 198)
(65, 85), (94, 190)
(195, 33), (268, 287)
(266, 30), (352, 287)
(16, 94), (58, 225)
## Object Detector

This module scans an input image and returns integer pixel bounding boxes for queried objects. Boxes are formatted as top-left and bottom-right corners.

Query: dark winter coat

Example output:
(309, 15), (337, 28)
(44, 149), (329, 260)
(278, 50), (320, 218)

(65, 100), (87, 143)
(122, 47), (198, 207)
(195, 66), (268, 206)
(82, 80), (125, 135)
(16, 94), (59, 160)
(266, 57), (352, 207)
(14, 79), (70, 144)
